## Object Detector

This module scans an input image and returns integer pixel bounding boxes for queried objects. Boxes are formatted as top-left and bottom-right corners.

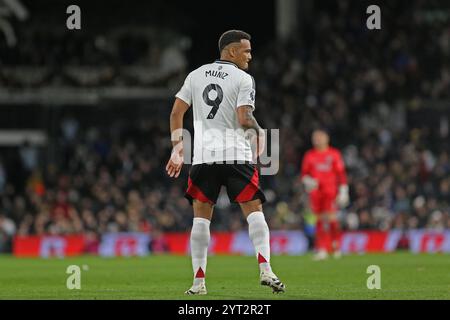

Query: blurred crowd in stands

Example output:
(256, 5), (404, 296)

(1, 1), (450, 252)
(0, 25), (189, 89)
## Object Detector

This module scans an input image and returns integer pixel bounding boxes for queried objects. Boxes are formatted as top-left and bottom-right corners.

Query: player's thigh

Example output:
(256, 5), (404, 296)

(224, 164), (266, 212)
(309, 190), (324, 214)
(322, 192), (338, 214)
(185, 163), (222, 206)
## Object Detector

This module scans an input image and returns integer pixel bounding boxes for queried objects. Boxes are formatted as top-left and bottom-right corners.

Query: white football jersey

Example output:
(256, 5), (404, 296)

(176, 60), (256, 165)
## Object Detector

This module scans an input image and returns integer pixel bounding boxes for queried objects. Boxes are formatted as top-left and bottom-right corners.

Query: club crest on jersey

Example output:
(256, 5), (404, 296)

(205, 70), (229, 80)
(316, 155), (333, 171)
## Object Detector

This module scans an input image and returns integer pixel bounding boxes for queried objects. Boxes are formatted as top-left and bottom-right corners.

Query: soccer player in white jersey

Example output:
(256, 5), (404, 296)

(165, 30), (285, 295)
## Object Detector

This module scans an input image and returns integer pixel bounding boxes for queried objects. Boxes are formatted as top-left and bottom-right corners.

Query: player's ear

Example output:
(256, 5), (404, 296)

(228, 44), (238, 58)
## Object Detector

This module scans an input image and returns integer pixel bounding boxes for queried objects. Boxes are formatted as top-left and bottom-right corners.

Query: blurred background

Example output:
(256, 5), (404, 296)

(0, 0), (449, 257)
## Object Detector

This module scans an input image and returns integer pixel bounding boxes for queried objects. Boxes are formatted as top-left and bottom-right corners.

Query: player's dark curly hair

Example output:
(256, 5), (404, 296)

(218, 30), (251, 53)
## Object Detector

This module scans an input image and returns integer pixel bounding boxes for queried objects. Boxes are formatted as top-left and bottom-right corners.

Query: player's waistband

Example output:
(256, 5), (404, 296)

(193, 160), (254, 165)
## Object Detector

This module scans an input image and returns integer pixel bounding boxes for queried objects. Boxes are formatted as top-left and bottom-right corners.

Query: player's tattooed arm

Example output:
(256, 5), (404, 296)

(237, 105), (264, 136)
(237, 105), (265, 158)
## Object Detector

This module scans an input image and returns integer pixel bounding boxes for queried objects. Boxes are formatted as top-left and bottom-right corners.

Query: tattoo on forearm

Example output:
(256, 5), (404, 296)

(242, 107), (263, 134)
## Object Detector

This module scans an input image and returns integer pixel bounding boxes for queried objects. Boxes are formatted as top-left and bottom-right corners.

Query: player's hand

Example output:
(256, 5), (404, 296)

(165, 142), (184, 178)
(301, 175), (318, 192)
(251, 131), (265, 162)
(336, 184), (350, 208)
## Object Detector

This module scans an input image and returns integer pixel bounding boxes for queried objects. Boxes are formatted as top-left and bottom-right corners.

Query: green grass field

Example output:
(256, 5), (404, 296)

(1, 252), (450, 300)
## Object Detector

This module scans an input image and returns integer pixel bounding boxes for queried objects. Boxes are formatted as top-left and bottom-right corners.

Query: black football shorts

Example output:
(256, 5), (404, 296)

(185, 162), (266, 205)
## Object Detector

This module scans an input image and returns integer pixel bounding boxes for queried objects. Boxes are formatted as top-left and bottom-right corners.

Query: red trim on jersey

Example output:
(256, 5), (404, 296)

(186, 177), (213, 204)
(235, 168), (259, 203)
(195, 267), (205, 278)
(258, 253), (268, 264)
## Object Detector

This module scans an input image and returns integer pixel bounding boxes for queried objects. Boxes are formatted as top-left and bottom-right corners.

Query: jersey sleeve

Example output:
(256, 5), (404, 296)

(236, 73), (256, 110)
(333, 150), (348, 185)
(175, 72), (192, 106)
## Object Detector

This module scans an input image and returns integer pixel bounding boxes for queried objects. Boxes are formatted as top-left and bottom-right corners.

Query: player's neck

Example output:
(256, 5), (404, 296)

(219, 55), (237, 66)
(315, 146), (329, 152)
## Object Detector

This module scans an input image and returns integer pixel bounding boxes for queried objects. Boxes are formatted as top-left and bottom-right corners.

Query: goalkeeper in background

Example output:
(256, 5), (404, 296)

(300, 129), (349, 260)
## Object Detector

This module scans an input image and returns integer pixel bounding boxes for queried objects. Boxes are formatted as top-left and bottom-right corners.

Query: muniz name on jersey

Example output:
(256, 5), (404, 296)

(205, 69), (229, 80)
(175, 60), (256, 164)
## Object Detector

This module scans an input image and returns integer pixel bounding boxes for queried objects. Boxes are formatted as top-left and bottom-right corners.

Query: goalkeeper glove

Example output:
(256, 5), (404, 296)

(336, 184), (349, 208)
(301, 175), (318, 192)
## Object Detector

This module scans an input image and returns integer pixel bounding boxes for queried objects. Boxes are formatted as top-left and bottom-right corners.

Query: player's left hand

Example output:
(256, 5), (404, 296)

(166, 142), (184, 178)
(336, 184), (349, 208)
(251, 131), (265, 162)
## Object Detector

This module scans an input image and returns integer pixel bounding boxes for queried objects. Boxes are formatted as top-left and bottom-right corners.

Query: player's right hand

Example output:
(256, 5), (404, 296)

(301, 175), (318, 192)
(165, 143), (184, 178)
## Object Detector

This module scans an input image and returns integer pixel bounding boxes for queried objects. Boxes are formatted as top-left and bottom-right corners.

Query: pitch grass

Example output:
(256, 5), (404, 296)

(0, 252), (450, 300)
